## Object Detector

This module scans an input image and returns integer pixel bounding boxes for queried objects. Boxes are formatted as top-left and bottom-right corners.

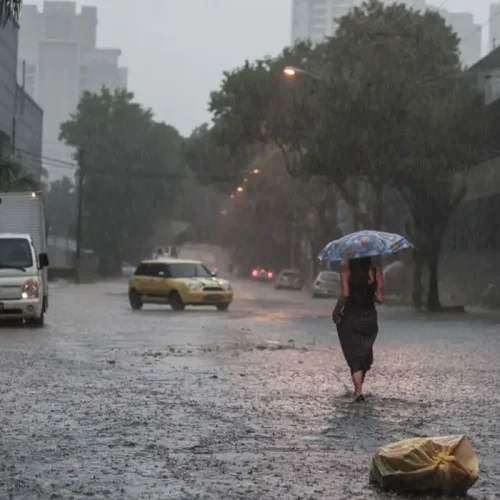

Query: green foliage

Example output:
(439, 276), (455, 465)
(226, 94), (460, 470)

(0, 0), (21, 25)
(59, 87), (186, 275)
(183, 123), (237, 193)
(205, 0), (490, 309)
(0, 156), (37, 190)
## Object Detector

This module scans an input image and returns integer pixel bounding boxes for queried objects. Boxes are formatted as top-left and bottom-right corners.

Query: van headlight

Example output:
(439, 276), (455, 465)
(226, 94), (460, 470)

(21, 279), (39, 299)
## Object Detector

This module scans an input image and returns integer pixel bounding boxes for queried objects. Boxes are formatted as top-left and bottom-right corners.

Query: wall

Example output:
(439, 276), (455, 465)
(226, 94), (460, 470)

(0, 19), (19, 154)
(14, 85), (43, 180)
(47, 235), (96, 272)
(442, 157), (500, 304)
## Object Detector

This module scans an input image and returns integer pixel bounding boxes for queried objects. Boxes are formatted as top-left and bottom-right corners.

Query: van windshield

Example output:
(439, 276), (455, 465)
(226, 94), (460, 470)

(0, 238), (33, 270)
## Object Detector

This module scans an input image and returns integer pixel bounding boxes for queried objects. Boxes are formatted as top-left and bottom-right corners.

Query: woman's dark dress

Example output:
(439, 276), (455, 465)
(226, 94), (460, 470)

(336, 269), (379, 374)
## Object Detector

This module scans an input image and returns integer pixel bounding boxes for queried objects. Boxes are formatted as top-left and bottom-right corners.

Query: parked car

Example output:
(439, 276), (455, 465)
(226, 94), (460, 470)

(311, 270), (341, 298)
(251, 267), (274, 281)
(274, 269), (303, 290)
(128, 259), (233, 311)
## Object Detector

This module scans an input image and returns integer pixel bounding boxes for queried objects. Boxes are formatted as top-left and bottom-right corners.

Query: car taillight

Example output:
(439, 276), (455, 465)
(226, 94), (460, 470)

(268, 272), (273, 278)
(252, 270), (258, 277)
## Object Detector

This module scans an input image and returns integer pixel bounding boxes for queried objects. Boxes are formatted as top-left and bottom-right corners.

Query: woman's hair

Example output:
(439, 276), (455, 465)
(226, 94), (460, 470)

(348, 257), (373, 274)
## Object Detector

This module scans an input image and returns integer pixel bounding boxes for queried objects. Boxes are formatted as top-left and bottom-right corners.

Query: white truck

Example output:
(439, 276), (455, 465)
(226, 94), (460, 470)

(0, 191), (49, 326)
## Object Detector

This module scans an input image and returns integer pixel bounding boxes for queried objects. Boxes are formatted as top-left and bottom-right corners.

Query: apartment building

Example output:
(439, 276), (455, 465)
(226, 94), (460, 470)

(438, 9), (481, 68)
(0, 18), (43, 181)
(291, 0), (356, 44)
(18, 2), (128, 180)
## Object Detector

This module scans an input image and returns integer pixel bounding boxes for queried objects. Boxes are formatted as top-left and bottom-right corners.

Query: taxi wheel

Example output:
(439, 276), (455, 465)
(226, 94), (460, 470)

(129, 289), (143, 310)
(216, 303), (230, 312)
(169, 291), (185, 311)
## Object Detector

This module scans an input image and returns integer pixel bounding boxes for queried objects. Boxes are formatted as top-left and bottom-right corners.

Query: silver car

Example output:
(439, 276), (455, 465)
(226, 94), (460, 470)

(274, 269), (303, 290)
(311, 271), (340, 298)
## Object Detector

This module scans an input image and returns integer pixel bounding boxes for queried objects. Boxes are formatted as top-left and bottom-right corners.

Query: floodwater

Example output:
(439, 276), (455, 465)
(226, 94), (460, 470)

(0, 279), (498, 499)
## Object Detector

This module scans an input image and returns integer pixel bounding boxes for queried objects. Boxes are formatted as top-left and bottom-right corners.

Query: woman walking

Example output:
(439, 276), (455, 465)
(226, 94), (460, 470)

(332, 257), (384, 402)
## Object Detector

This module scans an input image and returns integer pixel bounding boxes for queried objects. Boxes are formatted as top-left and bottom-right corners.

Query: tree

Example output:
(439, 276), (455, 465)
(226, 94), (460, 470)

(207, 0), (488, 310)
(0, 156), (38, 190)
(60, 87), (186, 276)
(45, 177), (75, 238)
(303, 1), (487, 310)
(0, 0), (21, 25)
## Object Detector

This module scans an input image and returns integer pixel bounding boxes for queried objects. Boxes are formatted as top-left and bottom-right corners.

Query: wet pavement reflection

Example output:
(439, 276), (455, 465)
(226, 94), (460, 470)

(0, 279), (498, 499)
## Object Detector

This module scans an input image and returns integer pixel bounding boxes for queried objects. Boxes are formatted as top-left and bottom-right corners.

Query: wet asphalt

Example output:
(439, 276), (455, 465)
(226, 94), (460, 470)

(0, 278), (499, 500)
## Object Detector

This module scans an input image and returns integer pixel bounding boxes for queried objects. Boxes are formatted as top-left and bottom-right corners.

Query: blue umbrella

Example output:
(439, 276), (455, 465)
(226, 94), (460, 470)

(318, 230), (413, 262)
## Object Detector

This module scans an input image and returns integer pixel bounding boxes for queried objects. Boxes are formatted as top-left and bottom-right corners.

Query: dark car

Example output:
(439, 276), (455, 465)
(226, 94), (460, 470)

(274, 269), (303, 290)
(251, 267), (275, 281)
(311, 270), (341, 298)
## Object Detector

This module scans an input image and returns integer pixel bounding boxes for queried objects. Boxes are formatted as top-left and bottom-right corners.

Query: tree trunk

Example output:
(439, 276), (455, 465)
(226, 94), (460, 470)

(426, 249), (441, 311)
(412, 249), (423, 309)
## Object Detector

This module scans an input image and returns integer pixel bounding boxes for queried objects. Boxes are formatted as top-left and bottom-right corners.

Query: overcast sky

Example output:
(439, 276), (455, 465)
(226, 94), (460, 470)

(30, 0), (493, 137)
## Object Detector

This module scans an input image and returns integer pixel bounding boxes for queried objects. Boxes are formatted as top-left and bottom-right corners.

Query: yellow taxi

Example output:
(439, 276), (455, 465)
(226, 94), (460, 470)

(128, 259), (233, 311)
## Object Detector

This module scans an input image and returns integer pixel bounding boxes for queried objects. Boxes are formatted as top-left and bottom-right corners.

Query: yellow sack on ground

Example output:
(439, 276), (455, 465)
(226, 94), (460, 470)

(370, 435), (479, 495)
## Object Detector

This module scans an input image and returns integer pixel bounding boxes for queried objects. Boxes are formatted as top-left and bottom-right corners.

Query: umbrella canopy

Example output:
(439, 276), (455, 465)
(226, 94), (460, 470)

(318, 230), (413, 262)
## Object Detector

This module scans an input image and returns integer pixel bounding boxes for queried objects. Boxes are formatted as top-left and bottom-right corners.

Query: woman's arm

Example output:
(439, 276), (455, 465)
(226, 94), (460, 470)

(332, 268), (350, 323)
(375, 267), (384, 304)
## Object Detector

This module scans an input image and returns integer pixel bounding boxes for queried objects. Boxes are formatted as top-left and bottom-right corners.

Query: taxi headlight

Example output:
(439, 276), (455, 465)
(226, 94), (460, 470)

(217, 280), (232, 291)
(21, 279), (39, 299)
(187, 281), (203, 290)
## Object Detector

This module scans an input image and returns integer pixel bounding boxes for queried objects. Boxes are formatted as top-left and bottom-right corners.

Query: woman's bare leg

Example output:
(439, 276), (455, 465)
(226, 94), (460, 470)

(352, 371), (363, 397)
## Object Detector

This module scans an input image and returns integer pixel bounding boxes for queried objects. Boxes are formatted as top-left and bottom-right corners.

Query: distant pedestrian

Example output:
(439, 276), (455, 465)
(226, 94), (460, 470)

(332, 256), (384, 402)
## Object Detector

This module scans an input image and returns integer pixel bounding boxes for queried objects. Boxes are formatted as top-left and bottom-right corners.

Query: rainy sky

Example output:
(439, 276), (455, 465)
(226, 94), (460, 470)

(29, 0), (493, 136)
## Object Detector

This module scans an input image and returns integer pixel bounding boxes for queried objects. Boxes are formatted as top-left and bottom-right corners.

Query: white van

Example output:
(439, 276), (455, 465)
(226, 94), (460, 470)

(0, 192), (49, 326)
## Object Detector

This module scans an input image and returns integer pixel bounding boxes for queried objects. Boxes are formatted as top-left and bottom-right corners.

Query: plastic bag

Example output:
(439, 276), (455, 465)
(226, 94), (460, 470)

(370, 435), (479, 495)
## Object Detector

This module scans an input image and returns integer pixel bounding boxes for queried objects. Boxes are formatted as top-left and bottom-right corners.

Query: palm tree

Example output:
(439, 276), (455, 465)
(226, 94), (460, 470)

(0, 156), (38, 191)
(0, 0), (21, 25)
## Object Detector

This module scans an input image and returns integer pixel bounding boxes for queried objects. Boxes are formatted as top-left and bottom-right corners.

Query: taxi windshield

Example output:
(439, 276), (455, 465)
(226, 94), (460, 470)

(168, 263), (212, 278)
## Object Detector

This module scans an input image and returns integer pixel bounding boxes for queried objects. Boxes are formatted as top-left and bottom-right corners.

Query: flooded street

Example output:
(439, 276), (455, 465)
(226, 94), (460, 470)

(0, 279), (499, 499)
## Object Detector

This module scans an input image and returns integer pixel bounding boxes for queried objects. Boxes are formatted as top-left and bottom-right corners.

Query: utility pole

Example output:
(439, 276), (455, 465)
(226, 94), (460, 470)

(75, 148), (85, 283)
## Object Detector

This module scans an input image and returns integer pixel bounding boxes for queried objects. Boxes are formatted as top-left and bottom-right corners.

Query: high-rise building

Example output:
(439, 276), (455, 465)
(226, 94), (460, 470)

(18, 2), (128, 180)
(291, 0), (356, 44)
(489, 2), (500, 52)
(438, 9), (481, 68)
(391, 0), (426, 11)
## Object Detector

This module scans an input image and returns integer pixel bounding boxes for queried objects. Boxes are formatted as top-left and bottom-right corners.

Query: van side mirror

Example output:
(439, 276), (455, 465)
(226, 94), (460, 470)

(39, 253), (49, 268)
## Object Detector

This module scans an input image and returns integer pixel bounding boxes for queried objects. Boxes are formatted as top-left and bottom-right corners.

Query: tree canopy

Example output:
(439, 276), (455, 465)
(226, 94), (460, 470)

(60, 87), (186, 275)
(204, 0), (490, 309)
(0, 157), (38, 191)
(0, 0), (21, 25)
